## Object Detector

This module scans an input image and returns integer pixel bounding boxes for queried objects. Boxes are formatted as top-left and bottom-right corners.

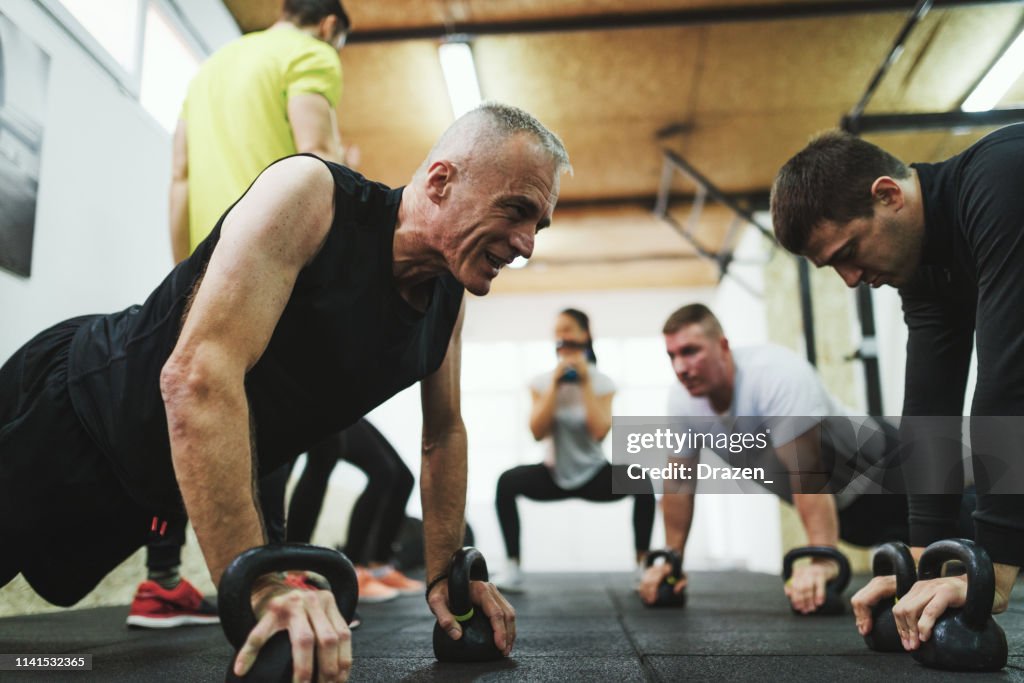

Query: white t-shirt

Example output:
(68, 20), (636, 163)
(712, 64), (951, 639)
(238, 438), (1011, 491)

(666, 344), (887, 508)
(531, 364), (616, 490)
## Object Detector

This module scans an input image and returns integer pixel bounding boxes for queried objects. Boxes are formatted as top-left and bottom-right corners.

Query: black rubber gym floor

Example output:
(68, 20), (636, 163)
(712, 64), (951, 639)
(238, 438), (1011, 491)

(1, 571), (1022, 681)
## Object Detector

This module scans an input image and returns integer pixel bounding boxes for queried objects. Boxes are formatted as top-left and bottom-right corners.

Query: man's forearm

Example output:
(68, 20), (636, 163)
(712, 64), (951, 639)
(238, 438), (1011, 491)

(421, 424), (468, 582)
(163, 369), (265, 583)
(663, 490), (695, 555)
(792, 493), (839, 546)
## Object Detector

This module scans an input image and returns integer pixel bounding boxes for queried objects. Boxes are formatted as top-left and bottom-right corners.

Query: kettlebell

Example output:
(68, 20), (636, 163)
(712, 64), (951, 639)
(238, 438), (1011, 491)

(432, 547), (503, 662)
(643, 550), (686, 608)
(781, 546), (851, 616)
(864, 541), (916, 652)
(912, 538), (1007, 672)
(219, 543), (359, 682)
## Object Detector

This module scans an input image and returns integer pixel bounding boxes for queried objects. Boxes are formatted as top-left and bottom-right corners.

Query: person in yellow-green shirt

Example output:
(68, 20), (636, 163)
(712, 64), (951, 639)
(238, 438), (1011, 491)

(127, 0), (353, 630)
(168, 0), (352, 262)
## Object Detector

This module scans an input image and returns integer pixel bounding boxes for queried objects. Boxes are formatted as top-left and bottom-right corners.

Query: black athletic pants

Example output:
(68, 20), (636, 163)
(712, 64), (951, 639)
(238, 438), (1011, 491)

(495, 462), (655, 560)
(286, 419), (414, 565)
(145, 463), (290, 571)
(0, 317), (154, 606)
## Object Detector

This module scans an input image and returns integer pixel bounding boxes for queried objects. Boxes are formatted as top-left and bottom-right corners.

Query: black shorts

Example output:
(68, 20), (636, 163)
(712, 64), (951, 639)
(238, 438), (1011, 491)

(0, 316), (151, 606)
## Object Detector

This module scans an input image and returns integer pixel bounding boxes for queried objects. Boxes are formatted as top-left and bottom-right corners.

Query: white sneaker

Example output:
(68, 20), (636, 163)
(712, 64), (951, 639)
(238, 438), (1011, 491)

(633, 563), (645, 591)
(494, 561), (524, 594)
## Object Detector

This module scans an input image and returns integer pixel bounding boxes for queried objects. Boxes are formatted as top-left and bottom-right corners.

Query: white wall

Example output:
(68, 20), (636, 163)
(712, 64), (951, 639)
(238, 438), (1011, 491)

(0, 0), (164, 357)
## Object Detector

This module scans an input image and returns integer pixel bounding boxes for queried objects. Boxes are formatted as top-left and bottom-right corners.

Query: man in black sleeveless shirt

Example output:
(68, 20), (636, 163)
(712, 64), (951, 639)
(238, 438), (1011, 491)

(771, 126), (1024, 655)
(0, 102), (570, 679)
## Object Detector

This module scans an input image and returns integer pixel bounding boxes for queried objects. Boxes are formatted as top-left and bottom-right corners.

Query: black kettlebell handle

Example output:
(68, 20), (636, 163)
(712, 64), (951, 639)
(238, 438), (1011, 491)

(917, 538), (995, 630)
(782, 546), (851, 593)
(218, 543), (359, 650)
(645, 549), (683, 578)
(871, 541), (916, 597)
(447, 547), (489, 619)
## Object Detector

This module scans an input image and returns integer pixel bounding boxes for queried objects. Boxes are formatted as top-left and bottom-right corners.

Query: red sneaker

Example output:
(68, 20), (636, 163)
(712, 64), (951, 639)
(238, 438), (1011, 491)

(126, 579), (219, 628)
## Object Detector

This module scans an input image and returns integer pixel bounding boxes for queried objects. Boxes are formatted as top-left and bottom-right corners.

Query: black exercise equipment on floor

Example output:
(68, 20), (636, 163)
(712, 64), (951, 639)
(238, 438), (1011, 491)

(864, 541), (916, 653)
(432, 547), (503, 663)
(782, 546), (851, 616)
(912, 538), (1008, 672)
(219, 543), (358, 682)
(643, 549), (687, 608)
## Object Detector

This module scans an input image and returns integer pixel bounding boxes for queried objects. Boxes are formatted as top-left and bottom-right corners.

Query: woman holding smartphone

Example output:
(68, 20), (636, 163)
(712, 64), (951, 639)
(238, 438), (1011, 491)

(494, 308), (655, 592)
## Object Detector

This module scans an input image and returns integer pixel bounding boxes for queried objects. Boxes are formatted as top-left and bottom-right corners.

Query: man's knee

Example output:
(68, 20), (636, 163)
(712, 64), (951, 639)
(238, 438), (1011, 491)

(22, 568), (94, 607)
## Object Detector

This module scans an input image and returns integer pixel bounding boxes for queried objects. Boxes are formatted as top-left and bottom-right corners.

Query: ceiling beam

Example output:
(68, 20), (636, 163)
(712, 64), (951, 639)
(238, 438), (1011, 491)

(347, 0), (1022, 44)
(842, 106), (1024, 133)
(556, 191), (770, 212)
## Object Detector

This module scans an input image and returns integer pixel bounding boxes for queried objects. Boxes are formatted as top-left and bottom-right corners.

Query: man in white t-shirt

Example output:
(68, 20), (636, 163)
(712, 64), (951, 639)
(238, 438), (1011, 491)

(639, 303), (909, 613)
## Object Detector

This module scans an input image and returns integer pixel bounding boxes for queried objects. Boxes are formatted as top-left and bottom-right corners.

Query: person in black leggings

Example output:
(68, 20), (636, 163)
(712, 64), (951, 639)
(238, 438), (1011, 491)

(495, 309), (655, 592)
(287, 418), (422, 601)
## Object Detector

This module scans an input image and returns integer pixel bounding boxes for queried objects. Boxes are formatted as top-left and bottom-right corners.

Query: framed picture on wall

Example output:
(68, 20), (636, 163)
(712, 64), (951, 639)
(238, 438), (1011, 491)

(0, 11), (50, 278)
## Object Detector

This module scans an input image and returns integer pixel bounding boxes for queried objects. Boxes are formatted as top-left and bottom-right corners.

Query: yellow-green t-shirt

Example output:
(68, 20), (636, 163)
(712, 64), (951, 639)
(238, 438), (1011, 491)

(181, 27), (342, 250)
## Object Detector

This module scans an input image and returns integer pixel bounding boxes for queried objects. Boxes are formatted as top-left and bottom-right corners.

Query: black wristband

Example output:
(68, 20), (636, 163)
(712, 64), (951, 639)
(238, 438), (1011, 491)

(425, 572), (448, 599)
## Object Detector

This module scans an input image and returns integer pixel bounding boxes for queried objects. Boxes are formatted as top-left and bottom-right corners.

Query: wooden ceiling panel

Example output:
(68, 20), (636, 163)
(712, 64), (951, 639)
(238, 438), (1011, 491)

(695, 14), (906, 114)
(458, 0), (818, 24)
(868, 6), (1024, 113)
(536, 205), (705, 261)
(221, 0), (278, 33)
(663, 109), (841, 193)
(338, 41), (452, 133)
(474, 28), (700, 124)
(352, 0), (862, 32)
(552, 123), (674, 201)
(494, 202), (737, 292)
(490, 257), (720, 293)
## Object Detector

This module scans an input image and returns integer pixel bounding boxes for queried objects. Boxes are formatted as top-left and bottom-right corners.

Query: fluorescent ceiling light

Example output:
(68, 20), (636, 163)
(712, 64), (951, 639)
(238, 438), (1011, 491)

(962, 29), (1024, 112)
(439, 41), (482, 119)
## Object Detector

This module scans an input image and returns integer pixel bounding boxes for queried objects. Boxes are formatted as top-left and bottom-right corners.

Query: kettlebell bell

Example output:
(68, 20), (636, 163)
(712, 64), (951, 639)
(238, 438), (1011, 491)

(219, 543), (359, 682)
(432, 547), (503, 662)
(643, 550), (686, 608)
(912, 538), (1007, 672)
(864, 541), (916, 652)
(781, 546), (851, 616)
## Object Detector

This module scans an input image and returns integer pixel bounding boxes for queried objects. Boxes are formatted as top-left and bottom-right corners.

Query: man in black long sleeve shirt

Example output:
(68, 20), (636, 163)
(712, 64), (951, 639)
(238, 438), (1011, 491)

(770, 124), (1024, 653)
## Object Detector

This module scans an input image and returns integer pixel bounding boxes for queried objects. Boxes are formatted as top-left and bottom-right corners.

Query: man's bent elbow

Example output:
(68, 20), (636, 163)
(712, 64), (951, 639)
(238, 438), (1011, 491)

(160, 356), (214, 431)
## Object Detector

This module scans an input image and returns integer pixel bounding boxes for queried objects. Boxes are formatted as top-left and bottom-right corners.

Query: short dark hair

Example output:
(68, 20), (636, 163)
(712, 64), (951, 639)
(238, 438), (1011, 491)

(662, 303), (724, 339)
(770, 130), (910, 254)
(282, 0), (349, 30)
(560, 308), (597, 364)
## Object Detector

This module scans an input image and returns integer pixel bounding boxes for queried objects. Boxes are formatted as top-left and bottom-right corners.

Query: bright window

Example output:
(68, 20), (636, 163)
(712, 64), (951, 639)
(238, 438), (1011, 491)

(57, 0), (141, 71)
(139, 3), (200, 132)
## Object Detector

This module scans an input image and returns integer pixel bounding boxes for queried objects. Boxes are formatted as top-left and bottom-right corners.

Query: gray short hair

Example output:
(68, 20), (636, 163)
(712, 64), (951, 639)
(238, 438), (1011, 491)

(420, 101), (572, 178)
(472, 101), (571, 174)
